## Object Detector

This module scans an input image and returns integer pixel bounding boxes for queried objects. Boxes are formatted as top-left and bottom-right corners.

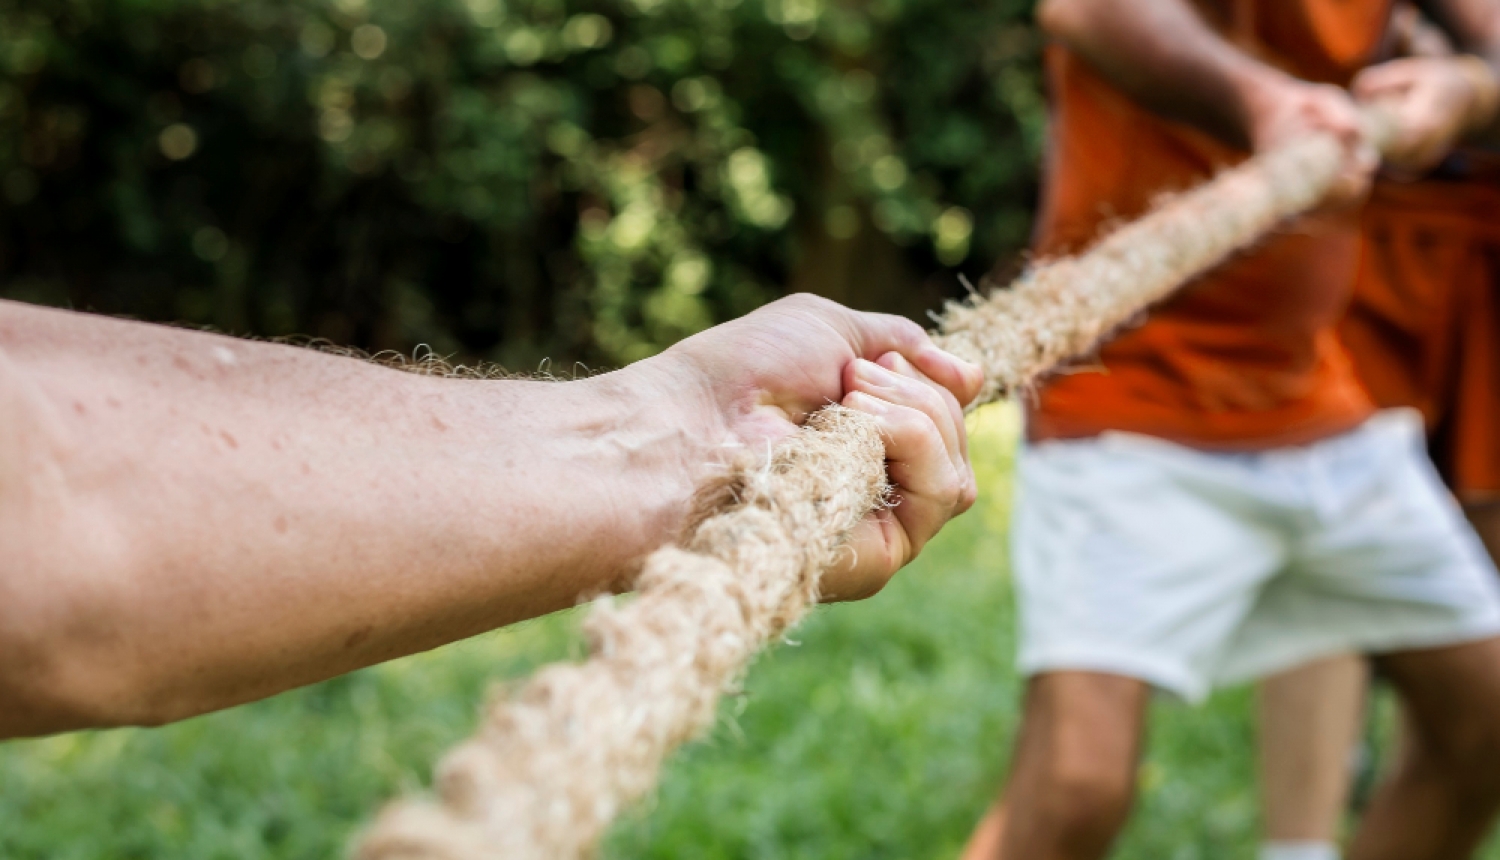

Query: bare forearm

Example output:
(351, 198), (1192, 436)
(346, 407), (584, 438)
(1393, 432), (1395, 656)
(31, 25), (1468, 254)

(1433, 0), (1500, 138)
(0, 301), (707, 736)
(1427, 0), (1500, 58)
(1037, 0), (1288, 149)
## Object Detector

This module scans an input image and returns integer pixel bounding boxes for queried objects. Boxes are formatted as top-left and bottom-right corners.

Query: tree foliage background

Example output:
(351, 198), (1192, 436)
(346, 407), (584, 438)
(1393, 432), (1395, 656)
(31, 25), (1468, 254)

(0, 0), (1042, 369)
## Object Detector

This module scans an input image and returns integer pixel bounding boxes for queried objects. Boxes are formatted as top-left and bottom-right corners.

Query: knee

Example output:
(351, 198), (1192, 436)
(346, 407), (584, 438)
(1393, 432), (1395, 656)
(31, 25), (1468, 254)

(1010, 674), (1147, 847)
(1030, 754), (1138, 839)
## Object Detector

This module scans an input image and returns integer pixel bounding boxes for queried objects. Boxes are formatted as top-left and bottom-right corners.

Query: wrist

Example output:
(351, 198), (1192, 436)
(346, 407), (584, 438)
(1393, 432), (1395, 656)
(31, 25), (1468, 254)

(458, 364), (721, 601)
(1454, 54), (1500, 132)
(573, 355), (724, 547)
(1231, 64), (1302, 151)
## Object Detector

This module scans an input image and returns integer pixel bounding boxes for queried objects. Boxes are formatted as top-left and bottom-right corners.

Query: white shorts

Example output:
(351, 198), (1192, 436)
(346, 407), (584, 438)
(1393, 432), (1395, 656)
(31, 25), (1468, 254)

(1013, 409), (1500, 703)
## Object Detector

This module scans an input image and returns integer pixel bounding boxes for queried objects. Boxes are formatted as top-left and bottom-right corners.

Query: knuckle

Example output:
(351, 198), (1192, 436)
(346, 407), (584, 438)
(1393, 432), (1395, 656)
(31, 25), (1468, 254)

(958, 475), (979, 511)
(910, 377), (948, 411)
(940, 385), (965, 418)
(882, 401), (920, 430)
(942, 464), (969, 498)
(884, 410), (944, 456)
(783, 292), (835, 314)
(893, 315), (927, 342)
(877, 313), (930, 351)
(903, 411), (944, 447)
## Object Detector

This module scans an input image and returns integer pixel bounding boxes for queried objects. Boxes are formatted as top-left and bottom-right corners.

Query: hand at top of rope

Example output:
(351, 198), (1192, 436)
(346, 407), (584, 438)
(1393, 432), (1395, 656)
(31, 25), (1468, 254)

(1240, 71), (1380, 208)
(1352, 54), (1500, 176)
(640, 292), (984, 602)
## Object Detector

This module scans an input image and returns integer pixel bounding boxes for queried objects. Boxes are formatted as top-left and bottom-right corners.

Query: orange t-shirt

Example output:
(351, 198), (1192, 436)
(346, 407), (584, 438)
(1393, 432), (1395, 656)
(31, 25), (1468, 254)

(1341, 172), (1500, 496)
(1028, 0), (1392, 449)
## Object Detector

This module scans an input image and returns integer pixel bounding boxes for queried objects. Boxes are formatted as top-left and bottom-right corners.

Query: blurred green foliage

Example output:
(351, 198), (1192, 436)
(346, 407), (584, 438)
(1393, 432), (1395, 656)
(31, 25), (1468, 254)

(0, 0), (1042, 367)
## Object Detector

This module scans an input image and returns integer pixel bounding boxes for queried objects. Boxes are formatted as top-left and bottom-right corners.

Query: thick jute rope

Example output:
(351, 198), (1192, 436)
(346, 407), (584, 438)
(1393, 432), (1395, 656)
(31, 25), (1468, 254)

(355, 114), (1395, 860)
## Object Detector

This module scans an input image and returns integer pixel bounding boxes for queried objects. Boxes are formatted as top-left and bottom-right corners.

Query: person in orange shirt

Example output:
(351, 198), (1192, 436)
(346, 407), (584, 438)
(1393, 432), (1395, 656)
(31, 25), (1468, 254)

(1257, 162), (1500, 860)
(959, 1), (1500, 858)
(1257, 6), (1500, 860)
(1346, 35), (1500, 558)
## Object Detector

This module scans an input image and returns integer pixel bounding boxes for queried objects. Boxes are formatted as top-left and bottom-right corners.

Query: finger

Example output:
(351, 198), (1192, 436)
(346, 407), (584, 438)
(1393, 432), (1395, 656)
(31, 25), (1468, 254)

(1328, 166), (1373, 207)
(797, 294), (983, 407)
(1309, 84), (1365, 136)
(1350, 69), (1381, 99)
(1323, 124), (1377, 206)
(907, 348), (982, 409)
(843, 357), (964, 471)
(1387, 112), (1452, 173)
(875, 351), (968, 459)
(1393, 135), (1437, 171)
(773, 292), (932, 366)
(820, 384), (977, 603)
(818, 511), (905, 602)
(824, 300), (934, 363)
(1351, 138), (1379, 182)
(803, 296), (976, 403)
(816, 513), (894, 600)
(1352, 64), (1411, 100)
(864, 360), (978, 510)
(1298, 93), (1373, 208)
(1355, 78), (1412, 102)
(844, 391), (974, 542)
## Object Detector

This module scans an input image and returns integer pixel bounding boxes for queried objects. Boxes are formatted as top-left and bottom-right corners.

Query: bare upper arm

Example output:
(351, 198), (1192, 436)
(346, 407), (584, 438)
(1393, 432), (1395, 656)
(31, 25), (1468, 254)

(1035, 0), (1087, 39)
(1424, 0), (1500, 54)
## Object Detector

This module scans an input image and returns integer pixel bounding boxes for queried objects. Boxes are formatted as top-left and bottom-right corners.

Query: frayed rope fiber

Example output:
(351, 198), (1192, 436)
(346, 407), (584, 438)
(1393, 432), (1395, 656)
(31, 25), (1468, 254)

(354, 112), (1396, 860)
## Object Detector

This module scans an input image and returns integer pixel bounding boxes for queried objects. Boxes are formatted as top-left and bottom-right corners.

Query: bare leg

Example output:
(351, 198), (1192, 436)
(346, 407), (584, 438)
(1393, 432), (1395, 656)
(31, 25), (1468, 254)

(1461, 500), (1500, 570)
(1258, 654), (1369, 849)
(959, 800), (1008, 860)
(961, 671), (1150, 860)
(1349, 637), (1500, 860)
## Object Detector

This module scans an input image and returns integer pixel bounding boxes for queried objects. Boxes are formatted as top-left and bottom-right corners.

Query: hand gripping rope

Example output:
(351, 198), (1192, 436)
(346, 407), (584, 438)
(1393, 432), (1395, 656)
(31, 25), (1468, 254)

(354, 110), (1397, 860)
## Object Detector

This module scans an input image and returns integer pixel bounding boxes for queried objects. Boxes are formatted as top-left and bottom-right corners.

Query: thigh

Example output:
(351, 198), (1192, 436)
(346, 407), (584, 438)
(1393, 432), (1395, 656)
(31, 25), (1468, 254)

(1377, 636), (1500, 757)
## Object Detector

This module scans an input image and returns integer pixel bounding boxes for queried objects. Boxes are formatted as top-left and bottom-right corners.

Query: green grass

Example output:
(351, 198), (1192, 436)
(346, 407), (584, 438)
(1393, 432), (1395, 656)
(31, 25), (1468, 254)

(2, 405), (1495, 859)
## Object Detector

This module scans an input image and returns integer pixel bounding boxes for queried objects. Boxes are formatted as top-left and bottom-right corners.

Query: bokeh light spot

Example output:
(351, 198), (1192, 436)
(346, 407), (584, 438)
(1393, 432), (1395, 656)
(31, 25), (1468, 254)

(158, 124), (198, 160)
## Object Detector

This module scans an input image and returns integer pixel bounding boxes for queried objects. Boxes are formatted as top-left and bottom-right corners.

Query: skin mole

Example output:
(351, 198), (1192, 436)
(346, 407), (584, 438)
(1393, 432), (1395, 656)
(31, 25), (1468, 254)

(343, 626), (374, 650)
